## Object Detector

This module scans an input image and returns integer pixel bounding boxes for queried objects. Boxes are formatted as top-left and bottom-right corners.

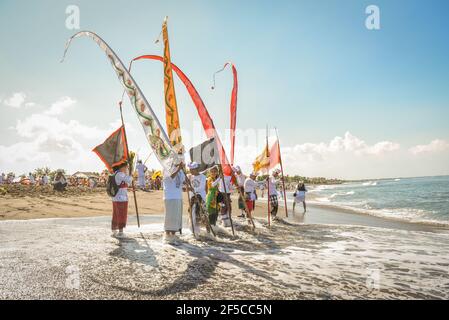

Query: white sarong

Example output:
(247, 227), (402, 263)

(164, 199), (183, 232)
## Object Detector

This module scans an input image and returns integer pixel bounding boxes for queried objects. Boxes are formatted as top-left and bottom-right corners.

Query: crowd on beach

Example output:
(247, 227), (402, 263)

(108, 160), (308, 242)
(0, 171), (90, 191)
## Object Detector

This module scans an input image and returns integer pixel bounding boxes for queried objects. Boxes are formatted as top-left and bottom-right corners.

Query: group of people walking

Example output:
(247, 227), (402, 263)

(108, 160), (307, 242)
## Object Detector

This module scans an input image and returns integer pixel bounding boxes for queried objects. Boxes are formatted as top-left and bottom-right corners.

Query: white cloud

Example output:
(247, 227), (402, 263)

(45, 96), (76, 115)
(0, 95), (141, 174)
(281, 132), (400, 161)
(15, 113), (108, 141)
(364, 141), (401, 155)
(3, 92), (26, 108)
(24, 102), (36, 107)
(231, 132), (403, 179)
(409, 139), (449, 155)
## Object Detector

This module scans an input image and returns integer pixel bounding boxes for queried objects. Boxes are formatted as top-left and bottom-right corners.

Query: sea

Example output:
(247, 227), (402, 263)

(296, 175), (449, 227)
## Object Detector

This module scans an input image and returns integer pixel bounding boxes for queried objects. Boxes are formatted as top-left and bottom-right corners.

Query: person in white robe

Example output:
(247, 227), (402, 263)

(267, 169), (281, 220)
(217, 174), (232, 227)
(244, 172), (258, 224)
(135, 160), (147, 190)
(163, 162), (185, 241)
(187, 162), (207, 236)
(233, 166), (247, 218)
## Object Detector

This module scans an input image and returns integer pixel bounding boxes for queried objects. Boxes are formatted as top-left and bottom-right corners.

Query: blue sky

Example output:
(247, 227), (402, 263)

(1, 0), (448, 179)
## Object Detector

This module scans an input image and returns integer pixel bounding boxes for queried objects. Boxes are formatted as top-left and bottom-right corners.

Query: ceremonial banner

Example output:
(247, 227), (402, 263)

(130, 55), (233, 175)
(162, 18), (182, 150)
(61, 31), (180, 174)
(92, 126), (128, 173)
(189, 138), (219, 173)
(252, 139), (280, 173)
(212, 63), (238, 165)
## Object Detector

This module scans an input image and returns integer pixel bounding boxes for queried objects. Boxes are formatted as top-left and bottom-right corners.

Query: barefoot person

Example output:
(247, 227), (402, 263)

(110, 162), (132, 238)
(205, 166), (221, 227)
(233, 166), (247, 218)
(293, 181), (307, 214)
(163, 161), (185, 242)
(244, 172), (258, 223)
(267, 169), (281, 221)
(217, 174), (232, 227)
(136, 160), (147, 190)
(187, 162), (207, 236)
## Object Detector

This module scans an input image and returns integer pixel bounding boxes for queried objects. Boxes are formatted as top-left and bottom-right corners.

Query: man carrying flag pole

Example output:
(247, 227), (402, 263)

(119, 102), (141, 228)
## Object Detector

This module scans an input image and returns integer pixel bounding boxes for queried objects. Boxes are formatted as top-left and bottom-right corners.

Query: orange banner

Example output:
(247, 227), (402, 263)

(162, 18), (182, 150)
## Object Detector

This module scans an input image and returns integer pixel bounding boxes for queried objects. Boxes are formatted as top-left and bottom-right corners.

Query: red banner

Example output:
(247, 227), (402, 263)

(130, 55), (232, 175)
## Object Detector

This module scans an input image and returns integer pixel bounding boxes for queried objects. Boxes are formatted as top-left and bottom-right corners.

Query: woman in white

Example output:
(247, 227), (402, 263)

(293, 182), (307, 214)
(187, 162), (207, 236)
(163, 162), (185, 240)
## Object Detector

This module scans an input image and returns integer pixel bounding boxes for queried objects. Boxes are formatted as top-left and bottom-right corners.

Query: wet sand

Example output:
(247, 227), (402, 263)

(1, 186), (449, 299)
(1, 215), (449, 299)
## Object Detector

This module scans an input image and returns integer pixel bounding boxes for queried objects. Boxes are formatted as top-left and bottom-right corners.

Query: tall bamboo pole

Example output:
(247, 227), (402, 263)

(181, 167), (202, 238)
(266, 125), (271, 227)
(218, 165), (235, 237)
(275, 127), (288, 218)
(119, 102), (140, 228)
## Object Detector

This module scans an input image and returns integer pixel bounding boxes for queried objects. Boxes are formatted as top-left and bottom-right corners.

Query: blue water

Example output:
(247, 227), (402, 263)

(305, 176), (449, 226)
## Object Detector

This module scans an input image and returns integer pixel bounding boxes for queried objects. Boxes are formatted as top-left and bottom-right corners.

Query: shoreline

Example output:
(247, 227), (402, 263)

(1, 187), (448, 234)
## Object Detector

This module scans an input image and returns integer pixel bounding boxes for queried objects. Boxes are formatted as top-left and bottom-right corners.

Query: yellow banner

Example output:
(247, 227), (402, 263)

(252, 143), (270, 173)
(162, 18), (182, 150)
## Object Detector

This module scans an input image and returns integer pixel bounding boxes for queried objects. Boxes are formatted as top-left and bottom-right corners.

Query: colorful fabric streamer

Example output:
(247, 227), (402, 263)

(61, 31), (180, 174)
(212, 63), (238, 165)
(130, 54), (232, 175)
(162, 18), (182, 150)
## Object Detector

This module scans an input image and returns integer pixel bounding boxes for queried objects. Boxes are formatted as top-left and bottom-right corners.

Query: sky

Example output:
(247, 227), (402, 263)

(0, 0), (448, 179)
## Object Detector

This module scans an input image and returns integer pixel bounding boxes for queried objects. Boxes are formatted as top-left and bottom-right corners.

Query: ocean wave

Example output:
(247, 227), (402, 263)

(309, 200), (449, 227)
(308, 184), (341, 193)
(329, 191), (355, 199)
(362, 181), (377, 186)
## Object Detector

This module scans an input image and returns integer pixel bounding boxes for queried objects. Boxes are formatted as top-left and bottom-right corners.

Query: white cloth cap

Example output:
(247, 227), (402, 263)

(188, 162), (199, 170)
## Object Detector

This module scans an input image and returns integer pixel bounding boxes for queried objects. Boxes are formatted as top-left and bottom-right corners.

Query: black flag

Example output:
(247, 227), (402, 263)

(189, 138), (219, 173)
